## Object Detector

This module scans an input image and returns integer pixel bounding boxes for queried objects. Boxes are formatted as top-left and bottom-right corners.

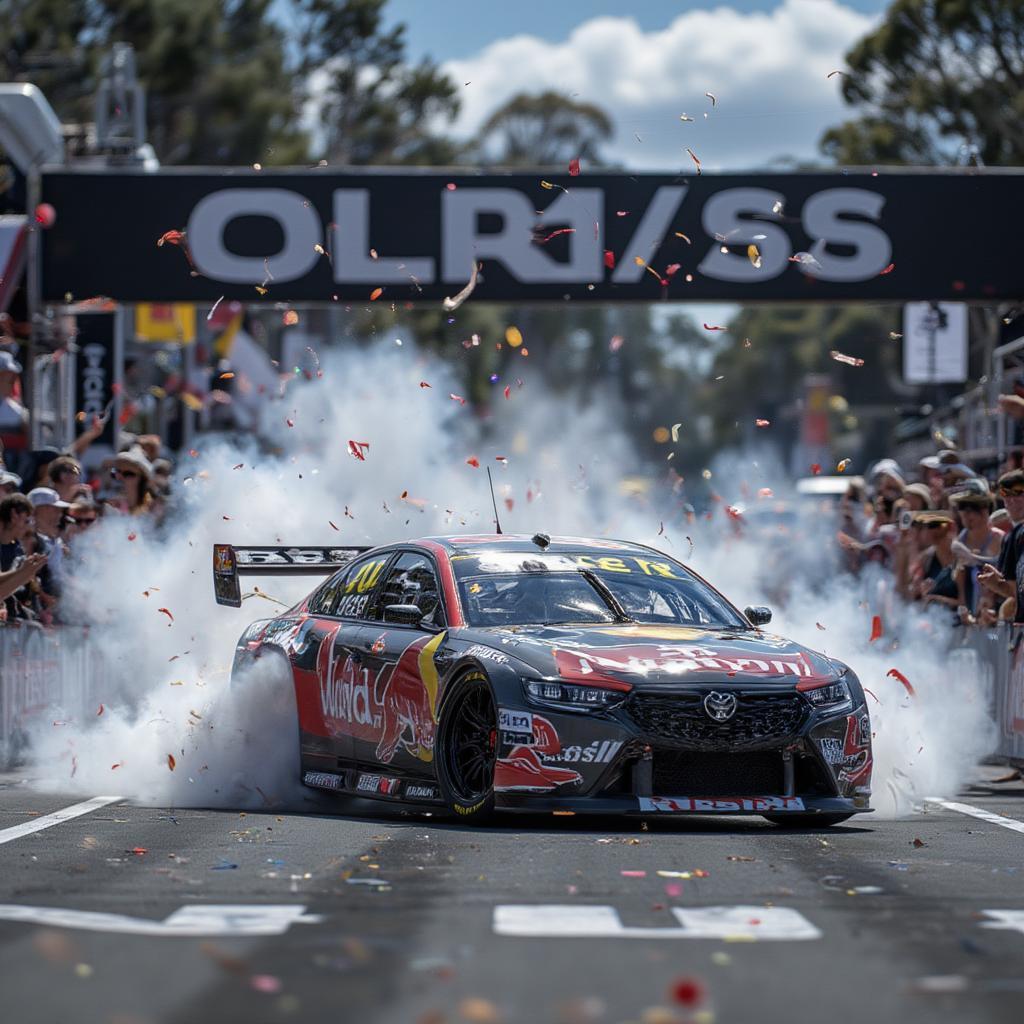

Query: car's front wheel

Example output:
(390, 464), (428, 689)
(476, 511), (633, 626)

(435, 671), (497, 822)
(763, 813), (854, 828)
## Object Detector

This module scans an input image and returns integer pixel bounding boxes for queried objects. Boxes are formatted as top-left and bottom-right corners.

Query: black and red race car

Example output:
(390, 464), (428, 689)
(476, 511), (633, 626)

(214, 533), (872, 825)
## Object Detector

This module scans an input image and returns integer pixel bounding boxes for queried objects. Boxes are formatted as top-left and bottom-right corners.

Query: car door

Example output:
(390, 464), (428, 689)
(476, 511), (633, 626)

(353, 550), (449, 777)
(299, 550), (394, 771)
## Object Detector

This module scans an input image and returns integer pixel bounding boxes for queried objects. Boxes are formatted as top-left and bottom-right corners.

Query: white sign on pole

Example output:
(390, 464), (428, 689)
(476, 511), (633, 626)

(902, 302), (968, 384)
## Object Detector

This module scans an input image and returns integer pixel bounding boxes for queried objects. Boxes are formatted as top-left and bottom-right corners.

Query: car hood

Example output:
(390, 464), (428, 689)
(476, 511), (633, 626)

(467, 622), (840, 689)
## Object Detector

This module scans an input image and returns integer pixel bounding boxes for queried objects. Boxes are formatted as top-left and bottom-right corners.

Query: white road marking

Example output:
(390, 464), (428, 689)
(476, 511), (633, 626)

(494, 905), (821, 941)
(980, 910), (1024, 936)
(925, 798), (1024, 835)
(0, 796), (122, 846)
(0, 904), (323, 937)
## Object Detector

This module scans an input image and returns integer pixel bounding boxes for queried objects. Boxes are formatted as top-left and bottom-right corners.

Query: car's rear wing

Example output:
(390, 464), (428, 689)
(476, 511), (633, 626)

(212, 543), (372, 608)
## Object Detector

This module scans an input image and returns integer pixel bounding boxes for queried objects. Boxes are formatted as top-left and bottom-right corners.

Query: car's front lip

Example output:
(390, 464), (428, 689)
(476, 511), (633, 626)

(493, 792), (872, 816)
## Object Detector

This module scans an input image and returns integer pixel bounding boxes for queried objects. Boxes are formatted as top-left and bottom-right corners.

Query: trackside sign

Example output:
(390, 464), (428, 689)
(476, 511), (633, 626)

(39, 168), (1024, 303)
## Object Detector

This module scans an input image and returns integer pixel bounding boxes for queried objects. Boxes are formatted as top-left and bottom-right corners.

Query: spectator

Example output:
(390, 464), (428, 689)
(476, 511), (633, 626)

(137, 434), (162, 464)
(0, 469), (21, 496)
(46, 456), (83, 504)
(978, 470), (1024, 623)
(66, 498), (100, 539)
(869, 459), (906, 500)
(109, 447), (154, 516)
(0, 493), (47, 621)
(911, 511), (959, 610)
(0, 350), (27, 452)
(949, 488), (1000, 618)
(903, 483), (933, 512)
(27, 487), (70, 587)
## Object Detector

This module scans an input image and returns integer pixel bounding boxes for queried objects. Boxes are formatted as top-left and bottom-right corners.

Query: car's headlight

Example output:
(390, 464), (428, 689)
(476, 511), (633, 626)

(524, 679), (628, 712)
(801, 678), (852, 711)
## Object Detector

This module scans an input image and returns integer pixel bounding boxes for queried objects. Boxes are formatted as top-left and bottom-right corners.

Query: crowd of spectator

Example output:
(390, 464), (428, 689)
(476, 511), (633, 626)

(835, 449), (1024, 628)
(0, 431), (173, 625)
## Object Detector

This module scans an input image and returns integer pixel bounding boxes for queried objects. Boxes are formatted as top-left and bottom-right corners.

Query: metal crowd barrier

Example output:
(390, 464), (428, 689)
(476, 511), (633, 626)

(0, 625), (106, 769)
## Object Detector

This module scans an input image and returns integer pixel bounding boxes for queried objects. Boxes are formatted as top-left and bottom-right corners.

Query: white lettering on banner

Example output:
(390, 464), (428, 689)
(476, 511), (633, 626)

(187, 188), (322, 283)
(799, 189), (891, 281)
(443, 188), (603, 283)
(0, 904), (322, 937)
(696, 189), (789, 282)
(181, 186), (896, 289)
(639, 796), (806, 813)
(80, 343), (107, 416)
(611, 186), (688, 283)
(333, 190), (435, 283)
(493, 905), (821, 941)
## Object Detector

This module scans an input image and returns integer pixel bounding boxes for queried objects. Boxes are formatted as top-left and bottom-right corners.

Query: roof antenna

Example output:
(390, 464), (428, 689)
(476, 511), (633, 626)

(487, 466), (503, 535)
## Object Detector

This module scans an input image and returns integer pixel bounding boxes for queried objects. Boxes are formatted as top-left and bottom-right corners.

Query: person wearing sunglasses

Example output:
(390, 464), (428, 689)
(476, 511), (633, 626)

(978, 470), (1024, 623)
(110, 447), (154, 516)
(910, 511), (960, 610)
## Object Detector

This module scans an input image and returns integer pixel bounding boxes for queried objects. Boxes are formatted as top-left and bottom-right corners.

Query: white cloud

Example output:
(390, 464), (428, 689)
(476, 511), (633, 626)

(443, 0), (879, 171)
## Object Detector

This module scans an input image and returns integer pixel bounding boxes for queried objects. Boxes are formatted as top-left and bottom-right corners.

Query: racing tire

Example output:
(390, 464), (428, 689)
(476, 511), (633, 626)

(763, 813), (854, 828)
(435, 670), (497, 823)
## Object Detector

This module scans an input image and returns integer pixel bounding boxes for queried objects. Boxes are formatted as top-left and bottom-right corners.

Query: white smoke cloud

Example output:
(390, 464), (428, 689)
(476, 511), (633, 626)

(442, 0), (879, 171)
(26, 337), (994, 819)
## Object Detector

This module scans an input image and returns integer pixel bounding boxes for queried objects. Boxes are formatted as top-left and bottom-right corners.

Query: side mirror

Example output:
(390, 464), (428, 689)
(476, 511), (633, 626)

(384, 603), (424, 626)
(744, 605), (772, 627)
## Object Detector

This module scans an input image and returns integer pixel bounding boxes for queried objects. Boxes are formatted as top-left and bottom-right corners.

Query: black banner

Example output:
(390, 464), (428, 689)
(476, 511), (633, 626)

(40, 168), (1024, 304)
(73, 311), (121, 450)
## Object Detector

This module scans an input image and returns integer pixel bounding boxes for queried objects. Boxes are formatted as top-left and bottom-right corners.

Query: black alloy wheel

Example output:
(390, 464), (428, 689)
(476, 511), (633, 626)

(436, 671), (497, 822)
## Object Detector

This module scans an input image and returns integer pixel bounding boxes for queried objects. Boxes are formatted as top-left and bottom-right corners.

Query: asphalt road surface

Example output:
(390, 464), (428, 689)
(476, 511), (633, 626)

(1, 768), (1023, 1024)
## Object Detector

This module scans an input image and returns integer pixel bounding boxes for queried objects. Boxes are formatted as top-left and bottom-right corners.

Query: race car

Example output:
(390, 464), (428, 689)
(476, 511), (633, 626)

(214, 534), (872, 825)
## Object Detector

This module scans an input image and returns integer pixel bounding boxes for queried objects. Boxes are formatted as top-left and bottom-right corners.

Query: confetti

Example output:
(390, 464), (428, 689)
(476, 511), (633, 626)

(503, 385), (511, 400)
(827, 70), (845, 78)
(329, 521), (339, 531)
(505, 325), (523, 348)
(167, 754), (176, 771)
(755, 418), (771, 427)
(609, 335), (625, 353)
(568, 157), (580, 176)
(889, 331), (903, 340)
(158, 607), (174, 625)
(811, 463), (822, 475)
(686, 147), (702, 174)
(830, 350), (865, 367)
(679, 114), (695, 122)
(837, 458), (851, 473)
(747, 243), (762, 268)
(370, 287), (383, 300)
(704, 91), (717, 106)
(449, 393), (467, 405)
(206, 296), (224, 321)
(703, 323), (726, 331)
(466, 457), (480, 468)
(887, 668), (916, 697)
(603, 250), (616, 268)
(443, 262), (479, 312)
(789, 251), (822, 268)
(96, 704), (104, 716)
(674, 232), (692, 244)
(880, 263), (896, 275)
(816, 622), (826, 630)
(671, 977), (706, 1008)
(347, 440), (370, 461)
(671, 423), (682, 441)
(870, 615), (883, 642)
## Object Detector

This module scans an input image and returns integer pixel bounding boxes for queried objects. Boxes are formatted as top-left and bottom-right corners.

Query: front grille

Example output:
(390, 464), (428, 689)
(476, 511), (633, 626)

(627, 691), (806, 751)
(653, 750), (784, 796)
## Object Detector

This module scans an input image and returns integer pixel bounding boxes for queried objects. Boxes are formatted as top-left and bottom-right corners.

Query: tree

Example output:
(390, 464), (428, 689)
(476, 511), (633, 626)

(474, 91), (614, 167)
(292, 0), (461, 165)
(820, 0), (1024, 166)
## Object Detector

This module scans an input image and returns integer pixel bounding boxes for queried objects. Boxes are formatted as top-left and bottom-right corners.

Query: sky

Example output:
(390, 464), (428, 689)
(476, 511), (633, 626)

(381, 0), (890, 171)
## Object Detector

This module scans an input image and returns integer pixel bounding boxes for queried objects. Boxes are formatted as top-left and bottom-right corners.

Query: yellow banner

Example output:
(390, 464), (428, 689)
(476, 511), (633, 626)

(135, 303), (196, 343)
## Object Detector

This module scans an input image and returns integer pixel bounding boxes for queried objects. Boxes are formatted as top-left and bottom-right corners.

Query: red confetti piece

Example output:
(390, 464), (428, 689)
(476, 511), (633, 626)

(869, 615), (883, 642)
(466, 457), (480, 468)
(830, 350), (865, 367)
(686, 148), (702, 175)
(130, 847), (147, 855)
(347, 440), (370, 461)
(504, 497), (514, 512)
(703, 323), (726, 331)
(616, 210), (628, 217)
(816, 622), (826, 630)
(222, 515), (231, 521)
(282, 310), (299, 326)
(232, 463), (244, 470)
(603, 250), (616, 269)
(111, 763), (122, 770)
(158, 607), (174, 625)
(286, 418), (294, 427)
(827, 70), (845, 78)
(811, 463), (822, 475)
(370, 287), (383, 300)
(665, 263), (681, 276)
(887, 668), (916, 697)
(156, 230), (185, 247)
(863, 686), (880, 704)
(167, 754), (176, 770)
(419, 381), (432, 388)
(494, 456), (508, 464)
(671, 978), (706, 1008)
(536, 227), (576, 245)
(755, 418), (770, 427)
(880, 263), (895, 275)
(503, 385), (511, 400)
(328, 521), (339, 531)
(127, 532), (137, 542)
(97, 704), (104, 716)
(449, 393), (466, 405)
(568, 157), (580, 176)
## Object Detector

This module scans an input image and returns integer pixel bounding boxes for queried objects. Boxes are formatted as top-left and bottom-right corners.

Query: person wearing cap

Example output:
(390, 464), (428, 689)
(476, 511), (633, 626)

(869, 458), (906, 500)
(978, 470), (1024, 624)
(949, 487), (1000, 619)
(0, 469), (21, 496)
(27, 487), (69, 585)
(910, 511), (960, 610)
(110, 446), (154, 516)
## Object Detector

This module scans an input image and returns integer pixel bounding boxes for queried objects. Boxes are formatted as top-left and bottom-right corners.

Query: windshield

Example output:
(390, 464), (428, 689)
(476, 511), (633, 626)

(456, 552), (746, 629)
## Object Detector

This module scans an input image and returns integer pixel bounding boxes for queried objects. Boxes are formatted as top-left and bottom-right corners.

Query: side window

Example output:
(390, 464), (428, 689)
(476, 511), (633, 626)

(372, 552), (445, 626)
(307, 568), (349, 615)
(331, 554), (390, 619)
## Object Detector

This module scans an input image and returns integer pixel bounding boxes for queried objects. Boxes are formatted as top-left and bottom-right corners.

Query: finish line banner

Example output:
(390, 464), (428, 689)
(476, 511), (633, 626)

(40, 168), (1024, 304)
